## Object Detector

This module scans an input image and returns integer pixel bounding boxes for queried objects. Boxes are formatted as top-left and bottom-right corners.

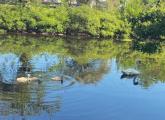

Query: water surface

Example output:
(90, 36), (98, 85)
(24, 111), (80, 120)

(0, 35), (165, 120)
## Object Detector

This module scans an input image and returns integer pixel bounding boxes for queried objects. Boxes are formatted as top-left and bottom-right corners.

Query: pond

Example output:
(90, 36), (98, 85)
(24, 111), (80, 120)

(0, 35), (165, 120)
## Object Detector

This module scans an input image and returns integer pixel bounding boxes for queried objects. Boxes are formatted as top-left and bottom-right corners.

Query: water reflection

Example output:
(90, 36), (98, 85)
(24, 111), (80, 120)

(121, 74), (140, 86)
(0, 53), (20, 84)
(0, 91), (62, 119)
(30, 53), (59, 72)
(19, 53), (31, 73)
(132, 40), (162, 53)
(0, 35), (164, 119)
(65, 59), (110, 84)
(0, 75), (62, 119)
(0, 35), (164, 87)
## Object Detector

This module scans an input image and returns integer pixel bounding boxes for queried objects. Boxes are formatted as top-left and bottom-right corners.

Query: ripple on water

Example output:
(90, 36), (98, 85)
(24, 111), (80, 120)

(0, 75), (77, 118)
(43, 75), (76, 91)
(0, 75), (77, 102)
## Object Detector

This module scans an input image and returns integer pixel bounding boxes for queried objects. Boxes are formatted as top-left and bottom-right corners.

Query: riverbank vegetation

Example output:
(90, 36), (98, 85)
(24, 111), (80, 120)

(0, 0), (165, 40)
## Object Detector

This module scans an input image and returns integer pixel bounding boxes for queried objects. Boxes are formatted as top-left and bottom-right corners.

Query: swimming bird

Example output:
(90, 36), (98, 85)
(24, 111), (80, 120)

(16, 74), (39, 83)
(121, 69), (140, 76)
(51, 76), (63, 81)
(51, 76), (63, 84)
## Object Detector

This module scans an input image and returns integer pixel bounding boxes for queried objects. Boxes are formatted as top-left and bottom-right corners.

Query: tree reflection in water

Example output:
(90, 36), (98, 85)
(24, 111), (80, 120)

(0, 81), (62, 119)
(30, 53), (110, 84)
(30, 53), (59, 72)
(19, 53), (32, 74)
(0, 53), (20, 84)
(0, 35), (164, 119)
(64, 58), (110, 84)
(132, 40), (162, 54)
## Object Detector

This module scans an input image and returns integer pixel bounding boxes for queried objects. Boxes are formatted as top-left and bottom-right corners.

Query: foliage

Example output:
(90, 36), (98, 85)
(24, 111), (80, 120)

(123, 0), (165, 39)
(0, 4), (130, 38)
(132, 7), (165, 39)
(0, 4), (69, 33)
(68, 5), (130, 38)
(68, 6), (101, 36)
(0, 1), (165, 39)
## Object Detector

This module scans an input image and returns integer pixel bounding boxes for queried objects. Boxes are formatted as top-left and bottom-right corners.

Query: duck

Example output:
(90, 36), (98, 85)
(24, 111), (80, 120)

(16, 74), (39, 83)
(51, 75), (63, 84)
(121, 68), (140, 76)
(51, 76), (63, 81)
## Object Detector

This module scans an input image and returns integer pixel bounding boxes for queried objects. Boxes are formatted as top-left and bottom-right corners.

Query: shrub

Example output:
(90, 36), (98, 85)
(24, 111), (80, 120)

(0, 4), (69, 33)
(0, 4), (132, 39)
(29, 5), (69, 33)
(123, 0), (165, 39)
(68, 6), (101, 36)
(0, 5), (26, 32)
(68, 5), (131, 38)
(99, 12), (131, 38)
